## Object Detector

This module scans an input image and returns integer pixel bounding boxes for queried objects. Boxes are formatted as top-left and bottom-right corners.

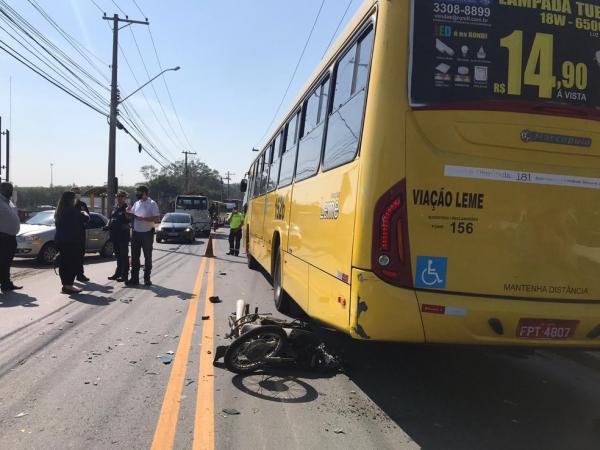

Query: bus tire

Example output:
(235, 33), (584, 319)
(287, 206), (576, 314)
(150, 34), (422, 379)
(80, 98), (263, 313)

(273, 248), (289, 313)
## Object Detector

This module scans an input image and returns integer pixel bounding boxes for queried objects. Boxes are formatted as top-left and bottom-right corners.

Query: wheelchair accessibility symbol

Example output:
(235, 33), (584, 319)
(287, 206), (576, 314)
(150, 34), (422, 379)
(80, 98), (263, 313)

(415, 256), (447, 289)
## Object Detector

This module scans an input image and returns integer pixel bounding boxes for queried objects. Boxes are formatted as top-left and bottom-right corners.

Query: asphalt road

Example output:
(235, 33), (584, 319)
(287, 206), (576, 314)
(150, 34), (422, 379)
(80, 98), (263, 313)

(1, 230), (600, 450)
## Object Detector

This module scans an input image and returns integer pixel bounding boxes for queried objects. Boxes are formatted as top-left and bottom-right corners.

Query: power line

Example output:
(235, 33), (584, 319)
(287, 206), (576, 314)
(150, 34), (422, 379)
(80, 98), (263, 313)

(0, 39), (108, 116)
(147, 28), (196, 153)
(0, 19), (109, 110)
(128, 0), (195, 154)
(89, 0), (104, 14)
(111, 0), (127, 17)
(131, 0), (146, 18)
(322, 0), (354, 58)
(128, 26), (187, 150)
(116, 36), (180, 161)
(0, 1), (109, 104)
(29, 0), (110, 79)
(255, 0), (326, 147)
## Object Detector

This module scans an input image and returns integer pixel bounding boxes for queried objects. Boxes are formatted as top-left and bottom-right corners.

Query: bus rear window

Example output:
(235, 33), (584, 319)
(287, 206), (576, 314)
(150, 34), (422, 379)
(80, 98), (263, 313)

(176, 197), (207, 210)
(409, 0), (600, 116)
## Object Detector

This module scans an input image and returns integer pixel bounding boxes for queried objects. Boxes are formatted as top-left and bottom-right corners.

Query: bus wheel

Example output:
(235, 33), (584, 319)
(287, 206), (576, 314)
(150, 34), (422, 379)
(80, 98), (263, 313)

(273, 249), (289, 313)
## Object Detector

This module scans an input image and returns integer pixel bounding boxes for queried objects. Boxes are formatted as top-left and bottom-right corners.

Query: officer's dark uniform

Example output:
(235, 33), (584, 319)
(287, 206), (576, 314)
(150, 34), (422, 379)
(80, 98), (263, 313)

(75, 199), (90, 279)
(109, 203), (131, 280)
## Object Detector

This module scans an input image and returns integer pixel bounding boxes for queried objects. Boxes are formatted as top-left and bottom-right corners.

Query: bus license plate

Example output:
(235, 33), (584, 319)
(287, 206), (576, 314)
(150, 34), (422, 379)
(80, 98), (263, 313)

(517, 319), (578, 340)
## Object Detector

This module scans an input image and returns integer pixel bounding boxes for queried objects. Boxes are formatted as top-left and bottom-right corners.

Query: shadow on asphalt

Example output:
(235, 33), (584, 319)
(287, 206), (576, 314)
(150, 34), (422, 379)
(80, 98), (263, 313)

(317, 338), (600, 450)
(231, 371), (321, 404)
(214, 255), (247, 266)
(67, 293), (116, 306)
(76, 281), (114, 294)
(0, 292), (39, 307)
(13, 255), (113, 268)
(148, 284), (194, 301)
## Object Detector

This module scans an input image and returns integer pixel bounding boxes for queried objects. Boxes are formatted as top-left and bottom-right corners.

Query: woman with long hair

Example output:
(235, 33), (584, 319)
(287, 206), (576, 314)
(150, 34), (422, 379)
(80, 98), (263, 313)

(55, 191), (89, 294)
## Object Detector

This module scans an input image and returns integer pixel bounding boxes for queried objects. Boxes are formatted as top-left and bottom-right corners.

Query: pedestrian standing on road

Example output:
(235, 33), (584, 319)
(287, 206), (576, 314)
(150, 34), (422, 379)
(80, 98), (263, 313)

(126, 186), (160, 286)
(55, 191), (89, 294)
(226, 206), (244, 256)
(107, 191), (131, 282)
(72, 187), (90, 282)
(0, 182), (23, 293)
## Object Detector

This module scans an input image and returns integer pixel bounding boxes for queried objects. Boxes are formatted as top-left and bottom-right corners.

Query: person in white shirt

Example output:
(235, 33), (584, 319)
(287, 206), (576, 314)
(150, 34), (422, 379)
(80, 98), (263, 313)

(0, 182), (22, 292)
(125, 186), (160, 286)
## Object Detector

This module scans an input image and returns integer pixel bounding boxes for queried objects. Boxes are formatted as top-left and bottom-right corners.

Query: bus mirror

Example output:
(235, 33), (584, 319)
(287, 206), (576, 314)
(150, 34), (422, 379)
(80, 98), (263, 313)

(240, 179), (248, 193)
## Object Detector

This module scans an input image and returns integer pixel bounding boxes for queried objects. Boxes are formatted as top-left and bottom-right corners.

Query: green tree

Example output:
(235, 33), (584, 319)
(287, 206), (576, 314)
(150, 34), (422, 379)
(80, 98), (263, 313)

(139, 159), (243, 213)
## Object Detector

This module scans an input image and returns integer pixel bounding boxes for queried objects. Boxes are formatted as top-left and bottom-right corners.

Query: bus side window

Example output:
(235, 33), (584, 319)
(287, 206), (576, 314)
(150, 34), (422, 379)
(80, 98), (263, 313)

(278, 110), (300, 187)
(323, 26), (374, 171)
(296, 77), (330, 181)
(261, 145), (271, 194)
(257, 152), (267, 196)
(253, 154), (264, 197)
(267, 132), (283, 192)
(249, 163), (256, 199)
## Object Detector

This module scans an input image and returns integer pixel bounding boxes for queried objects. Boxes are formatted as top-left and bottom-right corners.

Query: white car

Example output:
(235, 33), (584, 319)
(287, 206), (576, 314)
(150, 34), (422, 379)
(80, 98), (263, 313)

(16, 210), (114, 264)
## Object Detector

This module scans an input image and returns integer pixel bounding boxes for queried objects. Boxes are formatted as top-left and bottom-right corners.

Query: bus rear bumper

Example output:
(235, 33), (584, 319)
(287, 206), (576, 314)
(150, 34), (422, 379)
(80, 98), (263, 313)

(349, 269), (600, 348)
(416, 291), (600, 348)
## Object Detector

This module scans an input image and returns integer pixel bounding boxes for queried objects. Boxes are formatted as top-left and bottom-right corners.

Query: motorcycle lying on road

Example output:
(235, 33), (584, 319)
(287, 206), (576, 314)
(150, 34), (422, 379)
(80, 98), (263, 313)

(214, 300), (341, 374)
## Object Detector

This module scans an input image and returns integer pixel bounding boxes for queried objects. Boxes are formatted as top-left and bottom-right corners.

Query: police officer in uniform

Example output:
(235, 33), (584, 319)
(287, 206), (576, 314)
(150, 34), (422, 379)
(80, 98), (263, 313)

(72, 187), (90, 282)
(107, 191), (131, 282)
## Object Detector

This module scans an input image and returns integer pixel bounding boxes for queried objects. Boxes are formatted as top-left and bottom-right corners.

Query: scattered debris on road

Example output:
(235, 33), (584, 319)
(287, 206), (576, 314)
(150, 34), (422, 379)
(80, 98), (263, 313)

(333, 428), (345, 434)
(119, 298), (133, 304)
(222, 408), (240, 416)
(162, 355), (173, 365)
(14, 412), (29, 418)
(202, 316), (210, 320)
(185, 378), (195, 386)
(209, 296), (221, 303)
(166, 350), (175, 355)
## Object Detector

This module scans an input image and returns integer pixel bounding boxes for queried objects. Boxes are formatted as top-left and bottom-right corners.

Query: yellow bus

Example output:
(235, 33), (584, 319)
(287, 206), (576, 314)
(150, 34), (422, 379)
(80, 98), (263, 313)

(242, 0), (600, 347)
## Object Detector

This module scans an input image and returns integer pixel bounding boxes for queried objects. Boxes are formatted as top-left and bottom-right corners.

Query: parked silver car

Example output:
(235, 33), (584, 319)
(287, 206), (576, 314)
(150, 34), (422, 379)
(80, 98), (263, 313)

(16, 210), (114, 264)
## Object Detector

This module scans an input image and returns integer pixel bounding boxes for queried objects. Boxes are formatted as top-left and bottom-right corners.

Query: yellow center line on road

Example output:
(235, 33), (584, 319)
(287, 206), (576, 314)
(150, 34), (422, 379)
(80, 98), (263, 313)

(193, 257), (215, 450)
(151, 257), (207, 450)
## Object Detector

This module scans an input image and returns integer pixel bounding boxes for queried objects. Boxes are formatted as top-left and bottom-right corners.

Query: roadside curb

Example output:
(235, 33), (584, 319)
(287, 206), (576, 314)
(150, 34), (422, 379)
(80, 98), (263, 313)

(545, 349), (600, 371)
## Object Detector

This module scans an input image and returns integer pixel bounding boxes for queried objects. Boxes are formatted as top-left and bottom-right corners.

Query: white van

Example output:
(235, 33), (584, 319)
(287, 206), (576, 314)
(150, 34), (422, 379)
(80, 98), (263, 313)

(174, 195), (210, 236)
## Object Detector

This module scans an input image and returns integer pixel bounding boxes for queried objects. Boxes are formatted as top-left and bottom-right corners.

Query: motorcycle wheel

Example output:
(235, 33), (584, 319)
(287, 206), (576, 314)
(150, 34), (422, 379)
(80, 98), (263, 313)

(224, 325), (287, 374)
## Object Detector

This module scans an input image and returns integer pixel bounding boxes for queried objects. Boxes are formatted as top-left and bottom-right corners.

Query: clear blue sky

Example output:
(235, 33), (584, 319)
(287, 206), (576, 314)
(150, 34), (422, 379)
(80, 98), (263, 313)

(0, 0), (361, 188)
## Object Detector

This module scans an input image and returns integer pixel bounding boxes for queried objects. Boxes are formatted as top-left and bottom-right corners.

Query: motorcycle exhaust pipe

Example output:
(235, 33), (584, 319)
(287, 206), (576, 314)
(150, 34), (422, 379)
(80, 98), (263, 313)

(236, 299), (246, 321)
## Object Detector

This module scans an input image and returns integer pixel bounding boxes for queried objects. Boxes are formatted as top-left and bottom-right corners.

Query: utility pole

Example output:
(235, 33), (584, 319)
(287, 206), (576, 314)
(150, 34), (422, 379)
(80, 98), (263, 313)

(182, 150), (197, 193)
(223, 171), (234, 200)
(103, 14), (149, 214)
(50, 163), (54, 188)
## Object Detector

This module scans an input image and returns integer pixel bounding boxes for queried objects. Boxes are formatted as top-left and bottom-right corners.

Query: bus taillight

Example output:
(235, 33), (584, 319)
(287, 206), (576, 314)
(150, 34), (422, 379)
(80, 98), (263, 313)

(372, 179), (413, 288)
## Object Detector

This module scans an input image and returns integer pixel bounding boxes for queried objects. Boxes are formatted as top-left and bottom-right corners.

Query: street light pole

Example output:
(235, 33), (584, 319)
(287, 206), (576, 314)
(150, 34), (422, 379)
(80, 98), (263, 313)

(50, 163), (53, 188)
(119, 66), (180, 104)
